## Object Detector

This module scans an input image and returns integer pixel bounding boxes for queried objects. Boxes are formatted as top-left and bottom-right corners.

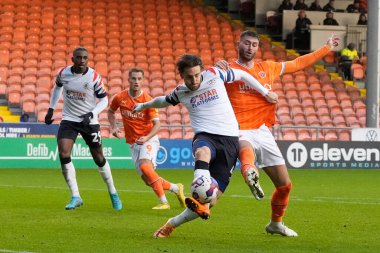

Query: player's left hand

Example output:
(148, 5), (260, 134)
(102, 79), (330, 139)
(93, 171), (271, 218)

(110, 126), (121, 138)
(265, 91), (278, 104)
(80, 112), (93, 126)
(132, 103), (145, 113)
(326, 33), (340, 49)
(215, 60), (229, 71)
(135, 136), (148, 145)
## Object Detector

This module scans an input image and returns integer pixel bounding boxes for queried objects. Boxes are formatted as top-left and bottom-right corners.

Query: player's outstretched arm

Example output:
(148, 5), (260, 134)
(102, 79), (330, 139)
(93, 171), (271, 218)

(133, 96), (170, 113)
(284, 33), (340, 74)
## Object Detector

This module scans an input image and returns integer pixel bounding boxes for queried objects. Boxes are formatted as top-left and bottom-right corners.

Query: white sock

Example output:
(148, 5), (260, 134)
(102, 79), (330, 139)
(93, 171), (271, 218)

(170, 208), (199, 227)
(194, 169), (210, 179)
(160, 195), (169, 204)
(169, 183), (179, 194)
(98, 160), (117, 194)
(271, 221), (283, 227)
(61, 161), (80, 197)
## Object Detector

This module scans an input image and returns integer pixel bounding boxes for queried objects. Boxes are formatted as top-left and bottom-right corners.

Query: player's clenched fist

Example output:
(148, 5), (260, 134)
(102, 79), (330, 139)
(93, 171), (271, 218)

(44, 108), (54, 125)
(265, 91), (278, 104)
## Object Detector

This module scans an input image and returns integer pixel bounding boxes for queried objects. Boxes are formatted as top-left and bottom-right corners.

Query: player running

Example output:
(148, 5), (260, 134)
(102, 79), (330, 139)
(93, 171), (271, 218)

(44, 47), (122, 210)
(217, 31), (340, 236)
(107, 67), (186, 210)
(133, 54), (278, 238)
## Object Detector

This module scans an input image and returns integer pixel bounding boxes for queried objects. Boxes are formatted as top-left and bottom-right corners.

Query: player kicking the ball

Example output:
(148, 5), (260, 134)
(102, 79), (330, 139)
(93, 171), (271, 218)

(133, 54), (278, 238)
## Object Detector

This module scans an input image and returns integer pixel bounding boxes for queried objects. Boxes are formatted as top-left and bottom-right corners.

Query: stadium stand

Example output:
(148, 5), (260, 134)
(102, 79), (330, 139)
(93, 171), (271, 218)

(0, 0), (372, 140)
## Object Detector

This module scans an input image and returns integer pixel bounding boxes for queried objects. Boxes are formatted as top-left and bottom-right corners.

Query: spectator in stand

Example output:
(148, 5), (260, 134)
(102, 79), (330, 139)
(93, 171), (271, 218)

(323, 0), (335, 12)
(346, 0), (361, 13)
(278, 0), (293, 14)
(340, 43), (360, 79)
(309, 0), (323, 11)
(289, 10), (312, 50)
(357, 13), (367, 25)
(20, 113), (29, 122)
(323, 11), (339, 26)
(293, 0), (308, 10)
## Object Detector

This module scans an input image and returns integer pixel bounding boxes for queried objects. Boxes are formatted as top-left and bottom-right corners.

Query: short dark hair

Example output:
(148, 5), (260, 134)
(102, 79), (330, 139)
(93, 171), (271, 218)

(73, 47), (88, 55)
(176, 54), (203, 74)
(128, 67), (145, 77)
(239, 30), (260, 41)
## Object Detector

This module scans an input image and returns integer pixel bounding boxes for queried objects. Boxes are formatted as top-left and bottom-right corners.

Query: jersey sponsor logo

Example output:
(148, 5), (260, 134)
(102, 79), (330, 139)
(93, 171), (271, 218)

(238, 82), (272, 94)
(263, 83), (272, 90)
(189, 88), (219, 108)
(121, 109), (144, 119)
(66, 90), (86, 101)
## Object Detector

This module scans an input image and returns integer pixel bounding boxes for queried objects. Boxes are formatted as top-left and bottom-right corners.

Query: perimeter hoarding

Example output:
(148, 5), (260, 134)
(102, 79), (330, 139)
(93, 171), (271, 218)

(1, 138), (379, 169)
(0, 138), (133, 169)
(0, 138), (195, 169)
(278, 141), (380, 169)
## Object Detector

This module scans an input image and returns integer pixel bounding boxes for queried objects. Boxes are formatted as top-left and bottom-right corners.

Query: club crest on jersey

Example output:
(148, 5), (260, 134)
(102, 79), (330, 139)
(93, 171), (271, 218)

(83, 82), (89, 89)
(189, 88), (219, 108)
(206, 79), (216, 86)
(258, 71), (266, 78)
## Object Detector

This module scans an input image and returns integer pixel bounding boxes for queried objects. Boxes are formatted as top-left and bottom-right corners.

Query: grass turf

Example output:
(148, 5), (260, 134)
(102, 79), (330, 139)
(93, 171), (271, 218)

(0, 169), (379, 253)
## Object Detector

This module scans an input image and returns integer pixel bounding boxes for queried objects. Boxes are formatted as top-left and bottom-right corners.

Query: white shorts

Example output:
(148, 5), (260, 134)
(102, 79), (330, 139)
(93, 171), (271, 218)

(239, 124), (285, 168)
(130, 135), (159, 176)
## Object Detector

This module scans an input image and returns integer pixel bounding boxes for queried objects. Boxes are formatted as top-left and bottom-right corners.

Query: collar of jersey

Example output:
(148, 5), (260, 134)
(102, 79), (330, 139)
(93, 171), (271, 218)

(70, 66), (89, 75)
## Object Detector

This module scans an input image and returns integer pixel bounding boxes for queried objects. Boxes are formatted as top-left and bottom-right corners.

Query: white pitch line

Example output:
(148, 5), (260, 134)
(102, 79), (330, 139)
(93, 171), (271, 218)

(1, 184), (380, 205)
(0, 249), (36, 253)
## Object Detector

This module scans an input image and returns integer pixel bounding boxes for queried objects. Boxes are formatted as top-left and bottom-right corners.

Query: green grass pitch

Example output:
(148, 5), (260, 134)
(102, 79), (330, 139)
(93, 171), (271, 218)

(1, 168), (379, 253)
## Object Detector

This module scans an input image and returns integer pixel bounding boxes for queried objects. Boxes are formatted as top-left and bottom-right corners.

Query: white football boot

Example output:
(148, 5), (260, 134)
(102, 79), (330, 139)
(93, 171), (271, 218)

(265, 221), (298, 237)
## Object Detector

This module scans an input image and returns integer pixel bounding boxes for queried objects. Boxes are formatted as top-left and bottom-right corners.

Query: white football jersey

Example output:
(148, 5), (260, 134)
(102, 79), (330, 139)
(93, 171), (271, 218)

(165, 67), (241, 137)
(55, 66), (107, 123)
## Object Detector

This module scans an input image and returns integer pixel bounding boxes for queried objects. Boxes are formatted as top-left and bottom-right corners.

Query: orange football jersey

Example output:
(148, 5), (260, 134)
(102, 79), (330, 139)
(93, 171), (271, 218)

(109, 90), (158, 144)
(227, 61), (283, 129)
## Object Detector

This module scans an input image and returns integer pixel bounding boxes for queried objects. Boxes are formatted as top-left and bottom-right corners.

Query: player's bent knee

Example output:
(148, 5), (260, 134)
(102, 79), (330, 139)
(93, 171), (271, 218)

(276, 182), (292, 194)
(95, 158), (106, 167)
(194, 147), (211, 160)
(59, 156), (71, 165)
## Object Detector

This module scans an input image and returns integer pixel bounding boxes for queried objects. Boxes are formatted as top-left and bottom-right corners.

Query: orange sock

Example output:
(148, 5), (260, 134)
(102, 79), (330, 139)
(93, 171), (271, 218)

(140, 163), (165, 198)
(161, 179), (171, 190)
(271, 182), (292, 222)
(239, 146), (258, 177)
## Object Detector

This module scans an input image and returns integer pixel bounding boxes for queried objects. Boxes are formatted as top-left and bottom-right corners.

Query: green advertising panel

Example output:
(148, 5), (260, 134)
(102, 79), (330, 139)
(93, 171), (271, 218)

(0, 138), (134, 169)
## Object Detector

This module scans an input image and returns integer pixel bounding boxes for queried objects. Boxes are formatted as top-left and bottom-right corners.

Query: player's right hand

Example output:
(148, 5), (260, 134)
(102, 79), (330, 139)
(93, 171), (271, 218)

(132, 103), (145, 113)
(265, 91), (278, 104)
(44, 108), (54, 125)
(326, 33), (340, 49)
(215, 60), (229, 71)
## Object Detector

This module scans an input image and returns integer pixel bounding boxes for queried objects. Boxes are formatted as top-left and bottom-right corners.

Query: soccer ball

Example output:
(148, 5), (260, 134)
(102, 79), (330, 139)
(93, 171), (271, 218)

(191, 175), (219, 204)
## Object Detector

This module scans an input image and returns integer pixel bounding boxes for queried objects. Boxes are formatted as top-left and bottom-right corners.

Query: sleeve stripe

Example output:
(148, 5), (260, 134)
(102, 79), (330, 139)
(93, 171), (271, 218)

(93, 71), (99, 82)
(58, 67), (65, 77)
(208, 68), (216, 75)
(226, 69), (231, 81)
(216, 69), (224, 81)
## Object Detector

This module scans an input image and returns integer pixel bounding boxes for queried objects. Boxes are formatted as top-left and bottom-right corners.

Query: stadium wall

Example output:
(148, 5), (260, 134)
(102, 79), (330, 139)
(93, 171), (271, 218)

(0, 137), (379, 170)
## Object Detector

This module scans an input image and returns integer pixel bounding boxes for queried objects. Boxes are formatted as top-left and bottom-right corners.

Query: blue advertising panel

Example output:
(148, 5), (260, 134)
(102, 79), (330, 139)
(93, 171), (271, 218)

(156, 139), (194, 169)
(0, 123), (59, 138)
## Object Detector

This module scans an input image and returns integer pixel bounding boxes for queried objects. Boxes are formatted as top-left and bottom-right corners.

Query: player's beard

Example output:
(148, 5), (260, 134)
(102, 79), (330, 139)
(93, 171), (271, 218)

(239, 48), (255, 63)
